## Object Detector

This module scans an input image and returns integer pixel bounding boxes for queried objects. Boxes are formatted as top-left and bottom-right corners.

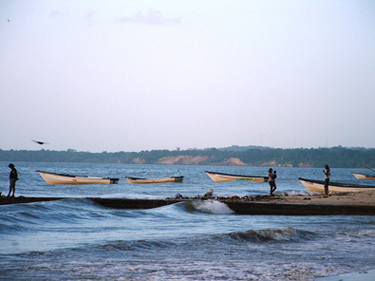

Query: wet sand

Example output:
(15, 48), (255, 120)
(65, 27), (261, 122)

(251, 190), (375, 206)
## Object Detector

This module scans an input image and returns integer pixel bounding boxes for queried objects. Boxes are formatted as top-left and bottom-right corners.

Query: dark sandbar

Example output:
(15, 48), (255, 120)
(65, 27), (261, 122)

(1, 196), (375, 215)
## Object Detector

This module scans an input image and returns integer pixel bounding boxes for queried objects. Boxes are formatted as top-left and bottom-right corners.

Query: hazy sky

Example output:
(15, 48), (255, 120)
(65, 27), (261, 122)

(1, 0), (374, 152)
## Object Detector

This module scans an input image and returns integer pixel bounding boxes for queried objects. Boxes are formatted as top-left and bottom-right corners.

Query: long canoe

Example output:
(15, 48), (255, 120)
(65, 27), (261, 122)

(299, 178), (375, 193)
(352, 172), (375, 180)
(125, 176), (184, 184)
(37, 170), (119, 185)
(205, 171), (268, 183)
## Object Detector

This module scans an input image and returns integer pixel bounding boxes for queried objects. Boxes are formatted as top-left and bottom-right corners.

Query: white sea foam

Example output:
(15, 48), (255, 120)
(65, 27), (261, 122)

(339, 229), (375, 239)
(193, 200), (235, 214)
(288, 190), (311, 196)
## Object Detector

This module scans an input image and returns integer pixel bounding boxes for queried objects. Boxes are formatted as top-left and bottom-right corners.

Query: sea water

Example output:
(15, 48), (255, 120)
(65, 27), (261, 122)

(0, 162), (375, 280)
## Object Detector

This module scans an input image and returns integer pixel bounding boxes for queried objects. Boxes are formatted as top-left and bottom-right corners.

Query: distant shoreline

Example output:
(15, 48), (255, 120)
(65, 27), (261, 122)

(1, 146), (375, 168)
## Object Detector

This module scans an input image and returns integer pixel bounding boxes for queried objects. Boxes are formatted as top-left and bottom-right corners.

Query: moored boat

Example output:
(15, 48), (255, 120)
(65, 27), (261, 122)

(125, 176), (184, 184)
(352, 172), (375, 180)
(299, 178), (375, 193)
(205, 171), (268, 183)
(37, 170), (119, 185)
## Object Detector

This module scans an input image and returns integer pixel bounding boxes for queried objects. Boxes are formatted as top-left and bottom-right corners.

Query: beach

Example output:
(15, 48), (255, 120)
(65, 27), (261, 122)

(254, 190), (375, 206)
(1, 163), (375, 280)
(2, 189), (375, 207)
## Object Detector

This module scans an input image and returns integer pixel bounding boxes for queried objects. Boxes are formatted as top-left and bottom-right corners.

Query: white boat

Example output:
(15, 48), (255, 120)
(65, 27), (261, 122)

(125, 176), (184, 184)
(299, 178), (375, 193)
(205, 171), (268, 183)
(352, 172), (375, 180)
(37, 170), (119, 185)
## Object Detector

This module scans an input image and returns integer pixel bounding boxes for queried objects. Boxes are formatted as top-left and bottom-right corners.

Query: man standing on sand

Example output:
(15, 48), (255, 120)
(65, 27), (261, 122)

(7, 163), (18, 197)
(323, 165), (330, 195)
(268, 168), (277, 196)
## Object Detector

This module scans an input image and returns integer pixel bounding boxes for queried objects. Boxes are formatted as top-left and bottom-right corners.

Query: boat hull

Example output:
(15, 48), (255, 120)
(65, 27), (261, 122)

(205, 171), (268, 183)
(37, 170), (119, 185)
(352, 173), (375, 180)
(125, 176), (184, 184)
(299, 178), (375, 193)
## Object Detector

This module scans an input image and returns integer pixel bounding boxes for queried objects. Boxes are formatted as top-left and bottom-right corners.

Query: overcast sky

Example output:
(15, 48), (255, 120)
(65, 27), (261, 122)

(1, 0), (374, 152)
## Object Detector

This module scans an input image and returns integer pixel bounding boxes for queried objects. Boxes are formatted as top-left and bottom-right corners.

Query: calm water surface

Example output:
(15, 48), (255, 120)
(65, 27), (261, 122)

(1, 162), (375, 280)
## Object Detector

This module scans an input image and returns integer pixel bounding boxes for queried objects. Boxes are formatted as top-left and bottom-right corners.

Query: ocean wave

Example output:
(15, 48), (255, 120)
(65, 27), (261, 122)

(218, 226), (316, 243)
(228, 226), (298, 242)
(0, 221), (26, 233)
(338, 229), (375, 239)
(93, 239), (176, 252)
(0, 198), (112, 229)
(182, 200), (235, 215)
(82, 226), (314, 255)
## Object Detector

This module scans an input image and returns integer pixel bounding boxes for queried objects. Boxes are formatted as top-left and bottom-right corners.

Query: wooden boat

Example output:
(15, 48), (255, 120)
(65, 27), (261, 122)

(37, 170), (119, 185)
(125, 176), (184, 184)
(352, 172), (375, 180)
(205, 171), (268, 183)
(299, 178), (375, 193)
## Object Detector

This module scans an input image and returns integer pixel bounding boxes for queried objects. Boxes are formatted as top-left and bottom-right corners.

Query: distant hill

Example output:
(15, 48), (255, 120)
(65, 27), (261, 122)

(218, 145), (272, 152)
(1, 146), (374, 168)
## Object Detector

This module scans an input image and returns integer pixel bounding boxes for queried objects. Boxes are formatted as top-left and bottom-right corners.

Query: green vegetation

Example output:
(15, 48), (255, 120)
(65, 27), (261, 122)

(0, 146), (374, 168)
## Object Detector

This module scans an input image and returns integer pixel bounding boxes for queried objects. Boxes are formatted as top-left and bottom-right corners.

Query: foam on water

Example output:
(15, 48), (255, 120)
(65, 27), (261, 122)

(346, 229), (375, 238)
(191, 199), (235, 214)
(2, 249), (337, 281)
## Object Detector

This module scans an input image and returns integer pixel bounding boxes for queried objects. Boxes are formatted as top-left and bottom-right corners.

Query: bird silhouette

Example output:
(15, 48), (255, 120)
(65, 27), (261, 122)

(32, 140), (50, 145)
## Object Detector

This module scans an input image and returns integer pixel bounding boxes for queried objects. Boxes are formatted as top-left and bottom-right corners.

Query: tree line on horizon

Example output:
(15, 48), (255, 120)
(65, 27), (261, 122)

(0, 146), (374, 168)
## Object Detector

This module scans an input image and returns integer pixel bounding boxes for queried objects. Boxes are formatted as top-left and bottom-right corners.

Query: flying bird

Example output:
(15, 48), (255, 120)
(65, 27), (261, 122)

(32, 140), (50, 145)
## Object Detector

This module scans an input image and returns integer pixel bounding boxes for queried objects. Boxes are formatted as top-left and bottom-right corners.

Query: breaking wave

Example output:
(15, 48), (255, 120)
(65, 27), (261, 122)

(225, 226), (301, 242)
(85, 226), (313, 254)
(183, 200), (235, 214)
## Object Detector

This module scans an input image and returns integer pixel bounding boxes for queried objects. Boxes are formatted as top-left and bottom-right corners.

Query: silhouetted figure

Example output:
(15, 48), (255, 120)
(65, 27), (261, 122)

(323, 165), (330, 195)
(7, 163), (18, 197)
(268, 168), (277, 196)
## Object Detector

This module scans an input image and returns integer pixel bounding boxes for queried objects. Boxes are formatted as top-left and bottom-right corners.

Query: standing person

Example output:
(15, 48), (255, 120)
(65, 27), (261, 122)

(323, 165), (330, 195)
(268, 168), (277, 196)
(7, 163), (18, 197)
